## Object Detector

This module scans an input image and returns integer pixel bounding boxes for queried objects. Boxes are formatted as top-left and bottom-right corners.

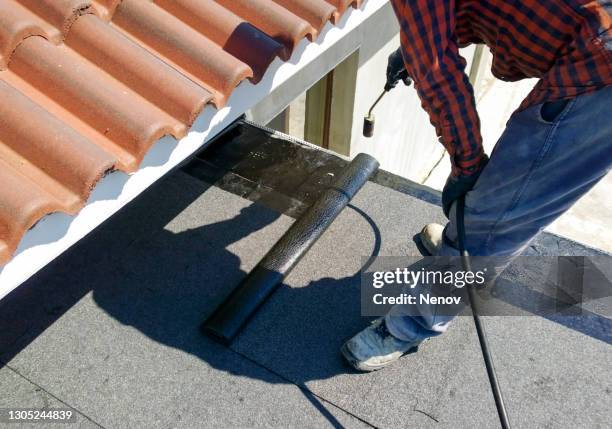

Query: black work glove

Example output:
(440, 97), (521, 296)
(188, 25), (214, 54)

(442, 157), (489, 218)
(386, 48), (412, 91)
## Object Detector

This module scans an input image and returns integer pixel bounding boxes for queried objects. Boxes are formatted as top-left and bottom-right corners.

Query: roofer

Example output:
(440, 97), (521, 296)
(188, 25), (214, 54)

(342, 0), (611, 372)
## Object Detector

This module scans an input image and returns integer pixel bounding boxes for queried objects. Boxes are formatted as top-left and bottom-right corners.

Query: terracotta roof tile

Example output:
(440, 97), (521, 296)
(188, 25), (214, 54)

(0, 0), (366, 265)
(17, 0), (95, 34)
(271, 0), (337, 31)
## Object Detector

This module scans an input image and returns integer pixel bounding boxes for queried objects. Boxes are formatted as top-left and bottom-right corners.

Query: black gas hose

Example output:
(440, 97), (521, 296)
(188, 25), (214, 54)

(456, 196), (511, 429)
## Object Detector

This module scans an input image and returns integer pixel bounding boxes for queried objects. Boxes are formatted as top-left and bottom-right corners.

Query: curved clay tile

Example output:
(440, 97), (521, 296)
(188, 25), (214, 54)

(272, 0), (338, 30)
(0, 0), (62, 69)
(111, 0), (253, 107)
(0, 79), (114, 261)
(67, 14), (214, 126)
(16, 0), (95, 35)
(0, 0), (369, 266)
(91, 0), (121, 20)
(324, 0), (364, 16)
(215, 0), (317, 60)
(0, 162), (72, 264)
(10, 37), (185, 170)
(153, 0), (284, 84)
(0, 80), (115, 203)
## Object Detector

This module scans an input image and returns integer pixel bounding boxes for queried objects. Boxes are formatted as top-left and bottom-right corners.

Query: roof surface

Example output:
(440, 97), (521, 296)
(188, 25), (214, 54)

(2, 124), (609, 427)
(0, 0), (365, 266)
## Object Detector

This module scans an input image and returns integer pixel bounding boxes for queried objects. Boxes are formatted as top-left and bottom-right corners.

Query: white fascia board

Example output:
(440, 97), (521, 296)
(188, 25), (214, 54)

(0, 0), (389, 299)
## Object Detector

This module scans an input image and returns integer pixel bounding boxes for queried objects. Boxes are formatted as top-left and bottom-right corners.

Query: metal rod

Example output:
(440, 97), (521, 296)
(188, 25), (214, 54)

(456, 196), (511, 429)
(368, 89), (387, 117)
(202, 153), (380, 344)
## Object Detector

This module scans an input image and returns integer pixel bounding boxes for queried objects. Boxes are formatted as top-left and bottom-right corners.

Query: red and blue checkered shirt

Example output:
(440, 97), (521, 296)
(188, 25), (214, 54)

(390, 0), (612, 176)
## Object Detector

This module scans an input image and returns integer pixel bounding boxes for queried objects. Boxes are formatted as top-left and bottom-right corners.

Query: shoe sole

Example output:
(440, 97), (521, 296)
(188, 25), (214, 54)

(340, 342), (421, 373)
(340, 342), (388, 372)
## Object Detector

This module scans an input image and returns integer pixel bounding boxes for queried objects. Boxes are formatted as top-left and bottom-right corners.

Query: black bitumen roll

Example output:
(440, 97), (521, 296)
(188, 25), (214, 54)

(202, 153), (380, 344)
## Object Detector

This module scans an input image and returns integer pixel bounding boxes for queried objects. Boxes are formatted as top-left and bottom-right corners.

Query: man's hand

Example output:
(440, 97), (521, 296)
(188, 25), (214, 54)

(442, 157), (489, 218)
(386, 48), (412, 91)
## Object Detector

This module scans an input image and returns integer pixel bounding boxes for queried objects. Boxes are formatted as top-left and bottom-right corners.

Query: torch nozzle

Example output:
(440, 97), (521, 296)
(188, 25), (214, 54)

(363, 89), (388, 138)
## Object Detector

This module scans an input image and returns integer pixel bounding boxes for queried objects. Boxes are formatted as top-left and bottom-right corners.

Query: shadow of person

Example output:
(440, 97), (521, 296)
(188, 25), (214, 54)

(90, 202), (380, 386)
(91, 202), (280, 352)
(0, 176), (376, 426)
(0, 172), (378, 412)
(86, 198), (379, 427)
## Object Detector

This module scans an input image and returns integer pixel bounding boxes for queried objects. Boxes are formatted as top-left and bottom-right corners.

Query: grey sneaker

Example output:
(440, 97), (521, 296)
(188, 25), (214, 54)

(420, 223), (445, 256)
(341, 318), (421, 372)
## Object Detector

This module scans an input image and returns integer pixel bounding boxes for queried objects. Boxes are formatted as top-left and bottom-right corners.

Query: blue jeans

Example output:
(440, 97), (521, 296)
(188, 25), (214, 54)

(386, 86), (612, 342)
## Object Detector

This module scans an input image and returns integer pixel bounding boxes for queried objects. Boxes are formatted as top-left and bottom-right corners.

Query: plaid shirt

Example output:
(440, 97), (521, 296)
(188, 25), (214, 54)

(390, 0), (612, 176)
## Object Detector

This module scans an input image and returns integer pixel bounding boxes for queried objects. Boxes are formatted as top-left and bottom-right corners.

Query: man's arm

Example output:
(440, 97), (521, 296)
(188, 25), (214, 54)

(390, 0), (486, 179)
